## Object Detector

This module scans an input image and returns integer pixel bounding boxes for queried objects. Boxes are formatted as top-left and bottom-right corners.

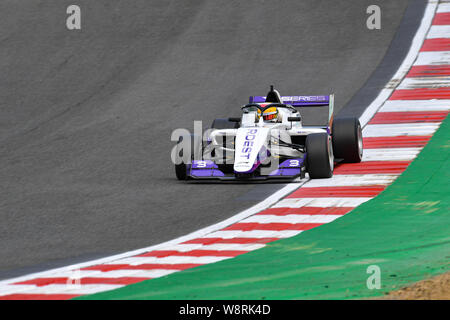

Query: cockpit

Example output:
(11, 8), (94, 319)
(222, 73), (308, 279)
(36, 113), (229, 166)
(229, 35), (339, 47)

(241, 103), (299, 125)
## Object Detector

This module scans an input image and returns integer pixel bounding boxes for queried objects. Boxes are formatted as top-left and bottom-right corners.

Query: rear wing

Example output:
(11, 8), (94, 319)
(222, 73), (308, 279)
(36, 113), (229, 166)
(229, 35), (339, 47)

(249, 94), (335, 125)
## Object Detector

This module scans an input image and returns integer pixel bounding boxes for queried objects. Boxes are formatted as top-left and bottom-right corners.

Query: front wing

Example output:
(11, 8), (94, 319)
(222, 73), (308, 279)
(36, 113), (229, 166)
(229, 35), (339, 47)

(186, 158), (306, 181)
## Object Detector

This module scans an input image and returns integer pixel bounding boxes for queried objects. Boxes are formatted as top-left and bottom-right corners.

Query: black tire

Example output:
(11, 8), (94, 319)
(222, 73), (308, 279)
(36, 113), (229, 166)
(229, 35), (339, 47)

(211, 118), (240, 129)
(332, 117), (363, 163)
(175, 161), (187, 180)
(305, 133), (334, 179)
(174, 135), (202, 180)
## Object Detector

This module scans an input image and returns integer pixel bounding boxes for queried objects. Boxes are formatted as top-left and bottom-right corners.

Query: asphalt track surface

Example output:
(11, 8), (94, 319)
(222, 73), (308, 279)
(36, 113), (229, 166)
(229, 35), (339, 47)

(0, 0), (414, 279)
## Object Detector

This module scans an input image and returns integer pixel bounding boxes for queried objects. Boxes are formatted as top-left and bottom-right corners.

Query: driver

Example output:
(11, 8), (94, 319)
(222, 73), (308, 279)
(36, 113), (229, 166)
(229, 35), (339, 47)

(258, 107), (279, 122)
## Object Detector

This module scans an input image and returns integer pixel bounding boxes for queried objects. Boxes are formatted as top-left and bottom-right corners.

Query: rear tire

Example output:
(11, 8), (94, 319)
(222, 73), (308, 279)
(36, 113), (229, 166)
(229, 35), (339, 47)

(306, 133), (334, 179)
(332, 117), (363, 163)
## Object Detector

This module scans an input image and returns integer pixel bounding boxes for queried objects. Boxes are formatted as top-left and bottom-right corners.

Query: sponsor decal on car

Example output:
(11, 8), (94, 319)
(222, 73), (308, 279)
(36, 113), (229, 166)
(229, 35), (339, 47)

(240, 129), (258, 160)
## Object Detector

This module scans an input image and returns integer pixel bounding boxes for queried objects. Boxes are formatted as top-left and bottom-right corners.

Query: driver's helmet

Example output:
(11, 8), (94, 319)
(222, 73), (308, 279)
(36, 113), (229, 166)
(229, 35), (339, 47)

(259, 106), (279, 122)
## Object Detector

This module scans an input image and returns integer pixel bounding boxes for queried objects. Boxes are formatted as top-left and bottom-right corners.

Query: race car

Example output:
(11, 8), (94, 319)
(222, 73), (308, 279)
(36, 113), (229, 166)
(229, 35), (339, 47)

(174, 86), (363, 181)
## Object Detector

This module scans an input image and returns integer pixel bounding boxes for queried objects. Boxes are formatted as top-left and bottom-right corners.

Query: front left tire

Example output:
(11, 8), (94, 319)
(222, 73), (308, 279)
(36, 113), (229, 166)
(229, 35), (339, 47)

(305, 132), (334, 179)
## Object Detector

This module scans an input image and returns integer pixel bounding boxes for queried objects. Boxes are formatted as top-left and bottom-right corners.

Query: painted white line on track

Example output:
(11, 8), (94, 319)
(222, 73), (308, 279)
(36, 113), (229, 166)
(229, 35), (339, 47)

(203, 230), (303, 239)
(427, 25), (450, 38)
(414, 51), (450, 65)
(303, 174), (397, 187)
(0, 285), (39, 296)
(28, 284), (124, 295)
(362, 148), (422, 161)
(273, 197), (373, 208)
(160, 243), (266, 252)
(398, 77), (450, 89)
(109, 256), (232, 266)
(437, 2), (450, 12)
(379, 100), (450, 112)
(0, 284), (123, 295)
(363, 123), (441, 137)
(241, 214), (341, 224)
(17, 269), (176, 279)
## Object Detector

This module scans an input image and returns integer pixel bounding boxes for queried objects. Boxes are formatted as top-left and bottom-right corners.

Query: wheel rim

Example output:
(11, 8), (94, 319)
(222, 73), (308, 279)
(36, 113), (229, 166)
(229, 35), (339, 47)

(357, 125), (363, 158)
(328, 137), (334, 171)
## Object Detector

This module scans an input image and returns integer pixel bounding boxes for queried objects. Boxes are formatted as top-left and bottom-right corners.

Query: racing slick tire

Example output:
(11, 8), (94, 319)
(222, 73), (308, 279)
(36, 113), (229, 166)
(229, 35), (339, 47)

(211, 118), (240, 129)
(305, 133), (334, 179)
(332, 117), (363, 163)
(174, 134), (202, 180)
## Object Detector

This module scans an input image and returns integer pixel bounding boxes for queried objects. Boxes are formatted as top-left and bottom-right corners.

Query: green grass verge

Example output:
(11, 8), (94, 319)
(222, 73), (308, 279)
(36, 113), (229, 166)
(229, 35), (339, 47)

(78, 115), (450, 300)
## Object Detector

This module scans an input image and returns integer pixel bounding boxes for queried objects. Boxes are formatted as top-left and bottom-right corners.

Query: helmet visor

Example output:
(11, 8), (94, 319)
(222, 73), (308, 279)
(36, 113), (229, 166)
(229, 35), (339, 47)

(263, 107), (278, 121)
(263, 113), (277, 121)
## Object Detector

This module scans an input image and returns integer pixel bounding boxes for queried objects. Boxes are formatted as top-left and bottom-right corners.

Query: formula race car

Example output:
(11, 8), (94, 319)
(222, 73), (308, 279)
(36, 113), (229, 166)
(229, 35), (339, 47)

(174, 86), (363, 181)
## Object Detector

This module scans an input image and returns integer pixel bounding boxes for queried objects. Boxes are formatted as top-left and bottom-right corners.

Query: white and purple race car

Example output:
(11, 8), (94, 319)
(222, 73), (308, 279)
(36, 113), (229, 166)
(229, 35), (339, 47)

(174, 86), (363, 181)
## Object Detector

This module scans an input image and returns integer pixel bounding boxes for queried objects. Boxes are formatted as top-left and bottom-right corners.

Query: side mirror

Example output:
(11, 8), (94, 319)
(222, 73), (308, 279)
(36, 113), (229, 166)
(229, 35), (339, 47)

(288, 116), (301, 122)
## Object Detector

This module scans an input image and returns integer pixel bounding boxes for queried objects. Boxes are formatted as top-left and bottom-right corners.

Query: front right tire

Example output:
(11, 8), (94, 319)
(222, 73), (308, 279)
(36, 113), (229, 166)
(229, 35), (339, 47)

(174, 135), (202, 180)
